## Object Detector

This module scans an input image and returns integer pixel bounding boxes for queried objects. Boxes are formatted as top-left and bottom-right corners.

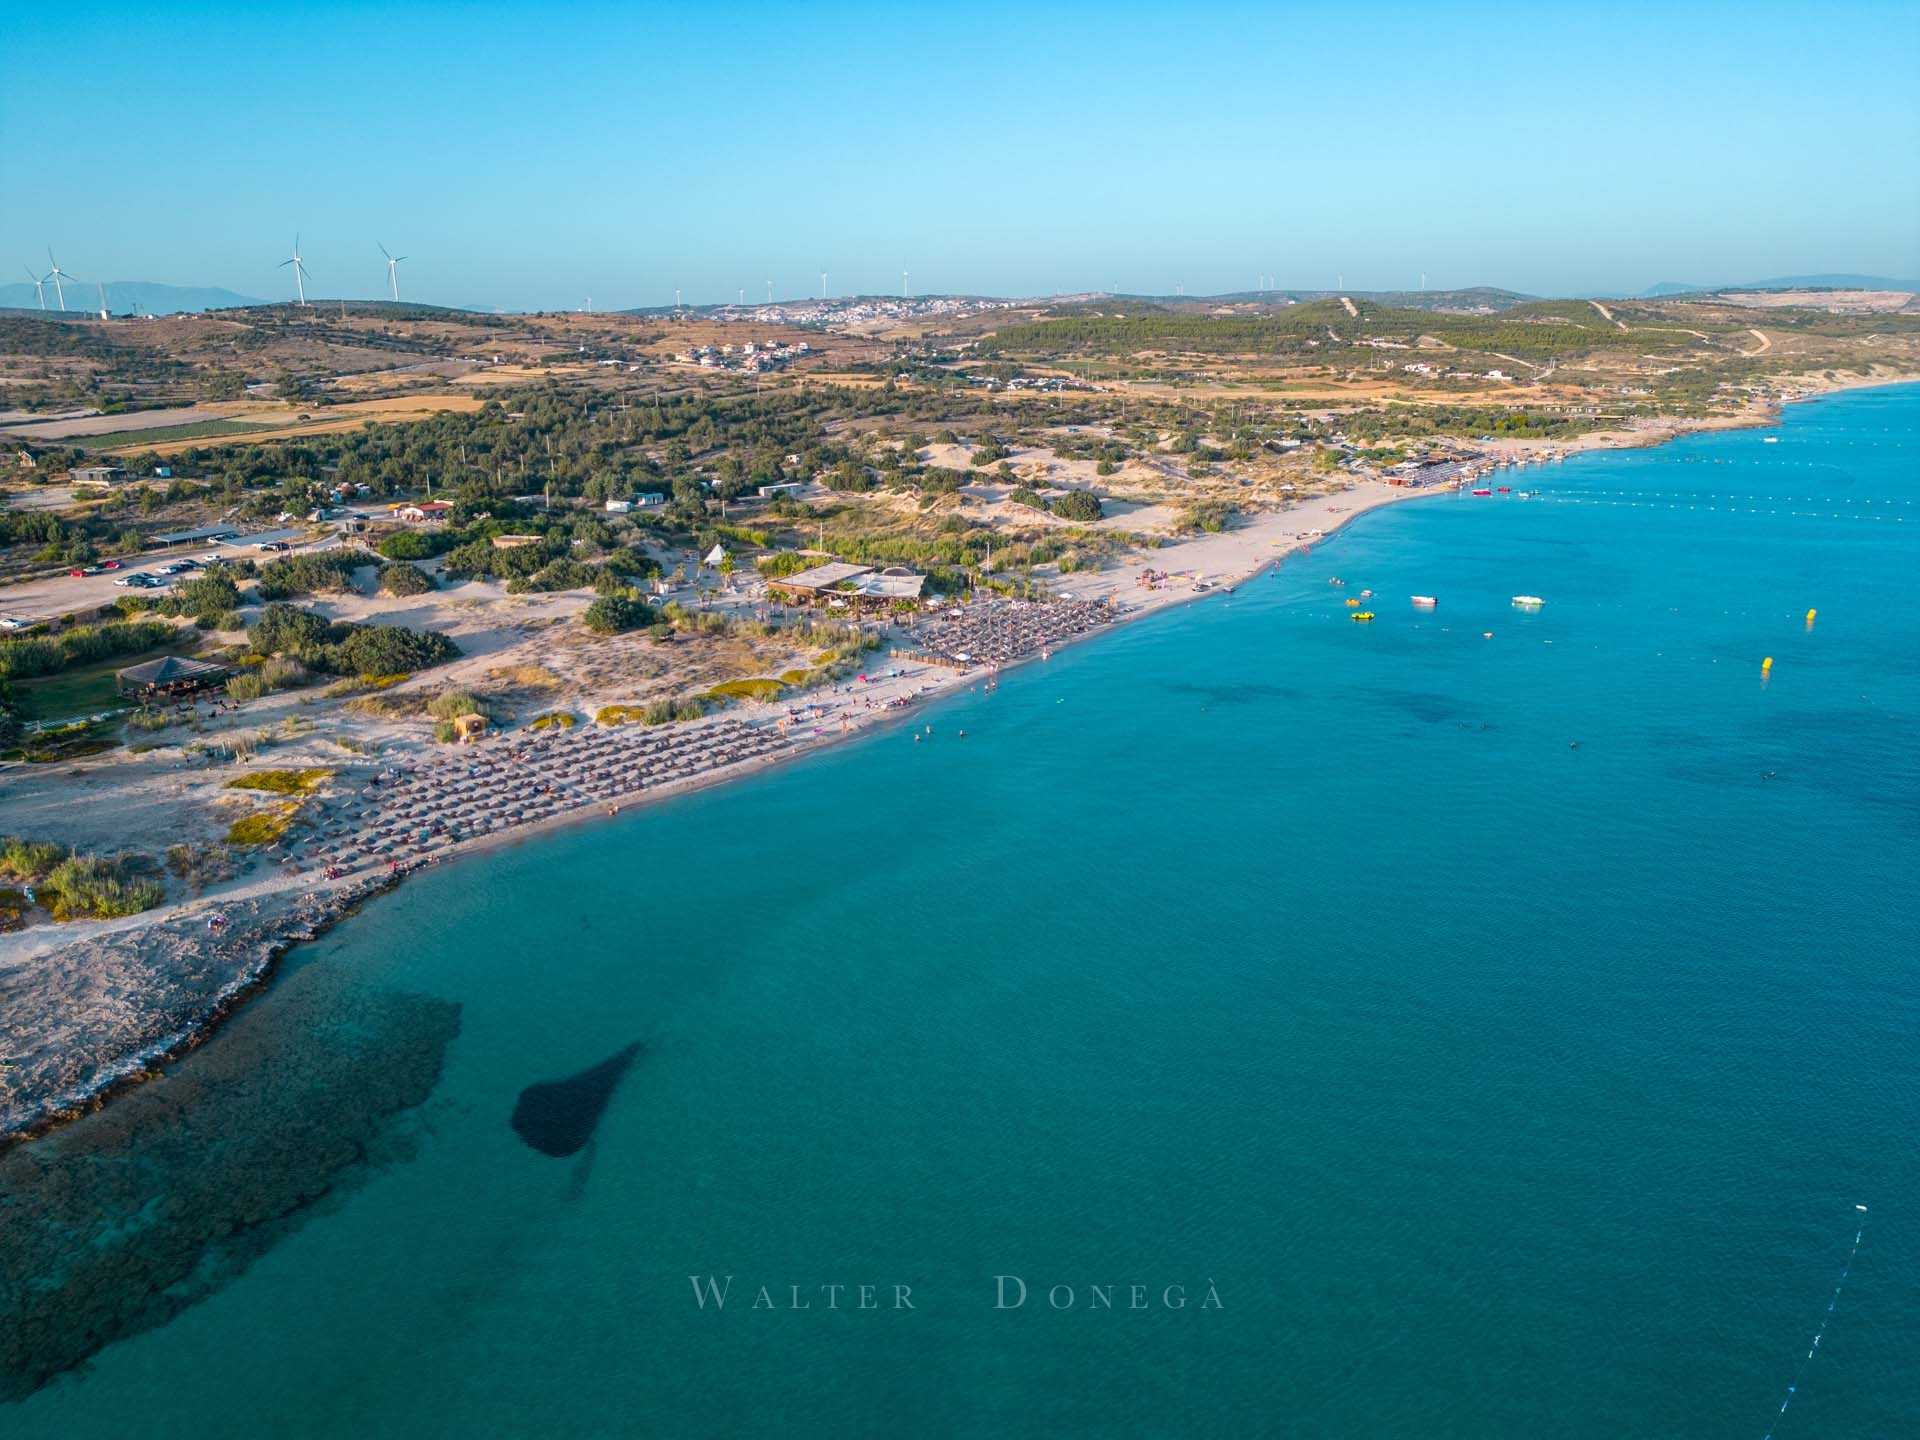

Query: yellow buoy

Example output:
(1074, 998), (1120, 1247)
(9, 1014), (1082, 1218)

(1805, 608), (1817, 626)
(1761, 656), (1773, 672)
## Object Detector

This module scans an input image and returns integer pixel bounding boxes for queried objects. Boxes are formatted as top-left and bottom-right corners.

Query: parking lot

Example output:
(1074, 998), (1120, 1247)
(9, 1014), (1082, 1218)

(0, 533), (343, 629)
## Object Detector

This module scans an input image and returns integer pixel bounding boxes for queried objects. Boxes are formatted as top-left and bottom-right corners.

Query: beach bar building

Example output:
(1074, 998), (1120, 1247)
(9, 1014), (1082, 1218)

(115, 654), (232, 700)
(767, 561), (926, 613)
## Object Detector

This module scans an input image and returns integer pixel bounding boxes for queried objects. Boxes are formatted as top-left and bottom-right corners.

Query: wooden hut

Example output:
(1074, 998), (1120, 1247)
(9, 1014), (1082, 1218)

(115, 655), (233, 700)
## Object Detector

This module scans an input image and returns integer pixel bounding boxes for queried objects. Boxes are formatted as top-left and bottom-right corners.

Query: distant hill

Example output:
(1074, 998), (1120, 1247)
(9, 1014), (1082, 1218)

(1641, 274), (1916, 298)
(1117, 286), (1535, 313)
(0, 280), (264, 315)
(1732, 274), (1917, 293)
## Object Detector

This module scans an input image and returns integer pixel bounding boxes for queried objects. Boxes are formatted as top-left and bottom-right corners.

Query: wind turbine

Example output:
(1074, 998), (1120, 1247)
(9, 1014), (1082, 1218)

(820, 271), (827, 300)
(765, 279), (772, 303)
(902, 269), (909, 298)
(22, 266), (46, 310)
(45, 248), (75, 310)
(379, 242), (405, 301)
(279, 235), (312, 306)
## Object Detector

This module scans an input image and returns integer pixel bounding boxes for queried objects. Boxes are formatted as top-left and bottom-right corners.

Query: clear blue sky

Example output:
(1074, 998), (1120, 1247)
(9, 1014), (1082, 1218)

(3, 1), (1916, 308)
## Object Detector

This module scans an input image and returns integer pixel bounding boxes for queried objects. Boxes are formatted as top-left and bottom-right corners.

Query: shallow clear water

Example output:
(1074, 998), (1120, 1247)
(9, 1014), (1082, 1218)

(14, 385), (1920, 1437)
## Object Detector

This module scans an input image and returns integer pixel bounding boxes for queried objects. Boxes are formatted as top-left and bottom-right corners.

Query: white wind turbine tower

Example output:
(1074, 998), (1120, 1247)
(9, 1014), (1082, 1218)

(765, 279), (772, 303)
(22, 266), (47, 310)
(279, 235), (312, 305)
(819, 271), (827, 299)
(379, 243), (406, 301)
(902, 269), (909, 298)
(44, 248), (76, 310)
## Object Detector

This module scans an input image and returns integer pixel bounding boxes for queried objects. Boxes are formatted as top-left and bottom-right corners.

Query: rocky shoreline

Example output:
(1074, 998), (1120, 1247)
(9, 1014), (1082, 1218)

(0, 867), (408, 1145)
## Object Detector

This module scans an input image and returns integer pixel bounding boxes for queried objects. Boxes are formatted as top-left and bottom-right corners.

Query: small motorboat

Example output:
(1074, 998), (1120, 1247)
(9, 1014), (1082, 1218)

(1512, 595), (1545, 609)
(1350, 611), (1375, 622)
(1471, 487), (1492, 497)
(1411, 595), (1438, 608)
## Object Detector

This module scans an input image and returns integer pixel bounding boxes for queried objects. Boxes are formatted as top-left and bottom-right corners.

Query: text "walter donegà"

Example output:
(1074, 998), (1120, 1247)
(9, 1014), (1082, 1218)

(687, 1276), (1225, 1312)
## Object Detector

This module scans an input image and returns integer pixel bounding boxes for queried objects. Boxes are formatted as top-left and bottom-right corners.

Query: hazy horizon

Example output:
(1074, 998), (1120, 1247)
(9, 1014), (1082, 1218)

(3, 1), (1916, 311)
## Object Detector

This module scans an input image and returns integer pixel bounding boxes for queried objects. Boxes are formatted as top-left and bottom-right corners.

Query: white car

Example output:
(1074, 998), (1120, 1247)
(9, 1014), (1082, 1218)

(0, 616), (26, 631)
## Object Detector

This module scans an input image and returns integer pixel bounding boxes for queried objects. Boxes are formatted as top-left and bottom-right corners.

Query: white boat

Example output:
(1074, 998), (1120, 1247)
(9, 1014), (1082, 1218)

(1512, 594), (1545, 609)
(1411, 595), (1438, 608)
(1763, 436), (1779, 444)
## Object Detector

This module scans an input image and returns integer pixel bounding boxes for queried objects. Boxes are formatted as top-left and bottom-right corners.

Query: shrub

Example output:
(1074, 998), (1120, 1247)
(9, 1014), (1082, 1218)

(426, 689), (486, 722)
(0, 836), (68, 881)
(260, 656), (309, 690)
(439, 538), (499, 578)
(0, 619), (179, 681)
(642, 696), (708, 725)
(225, 672), (265, 703)
(528, 710), (577, 731)
(256, 550), (365, 599)
(507, 557), (593, 593)
(757, 551), (812, 579)
(174, 571), (242, 616)
(600, 546), (658, 579)
(250, 602), (338, 658)
(1179, 502), (1235, 534)
(40, 853), (164, 920)
(226, 803), (298, 847)
(376, 530), (441, 561)
(1050, 489), (1104, 522)
(378, 561), (434, 596)
(225, 768), (332, 794)
(707, 677), (785, 702)
(125, 706), (173, 732)
(583, 595), (656, 635)
(331, 625), (459, 677)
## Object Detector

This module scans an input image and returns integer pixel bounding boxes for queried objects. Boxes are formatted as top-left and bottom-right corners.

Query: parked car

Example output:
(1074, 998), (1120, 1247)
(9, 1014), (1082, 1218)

(0, 616), (27, 631)
(100, 560), (122, 570)
(257, 541), (291, 552)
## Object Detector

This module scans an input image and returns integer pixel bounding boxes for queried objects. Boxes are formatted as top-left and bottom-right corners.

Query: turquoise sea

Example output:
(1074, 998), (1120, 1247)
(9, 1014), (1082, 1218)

(9, 384), (1919, 1437)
